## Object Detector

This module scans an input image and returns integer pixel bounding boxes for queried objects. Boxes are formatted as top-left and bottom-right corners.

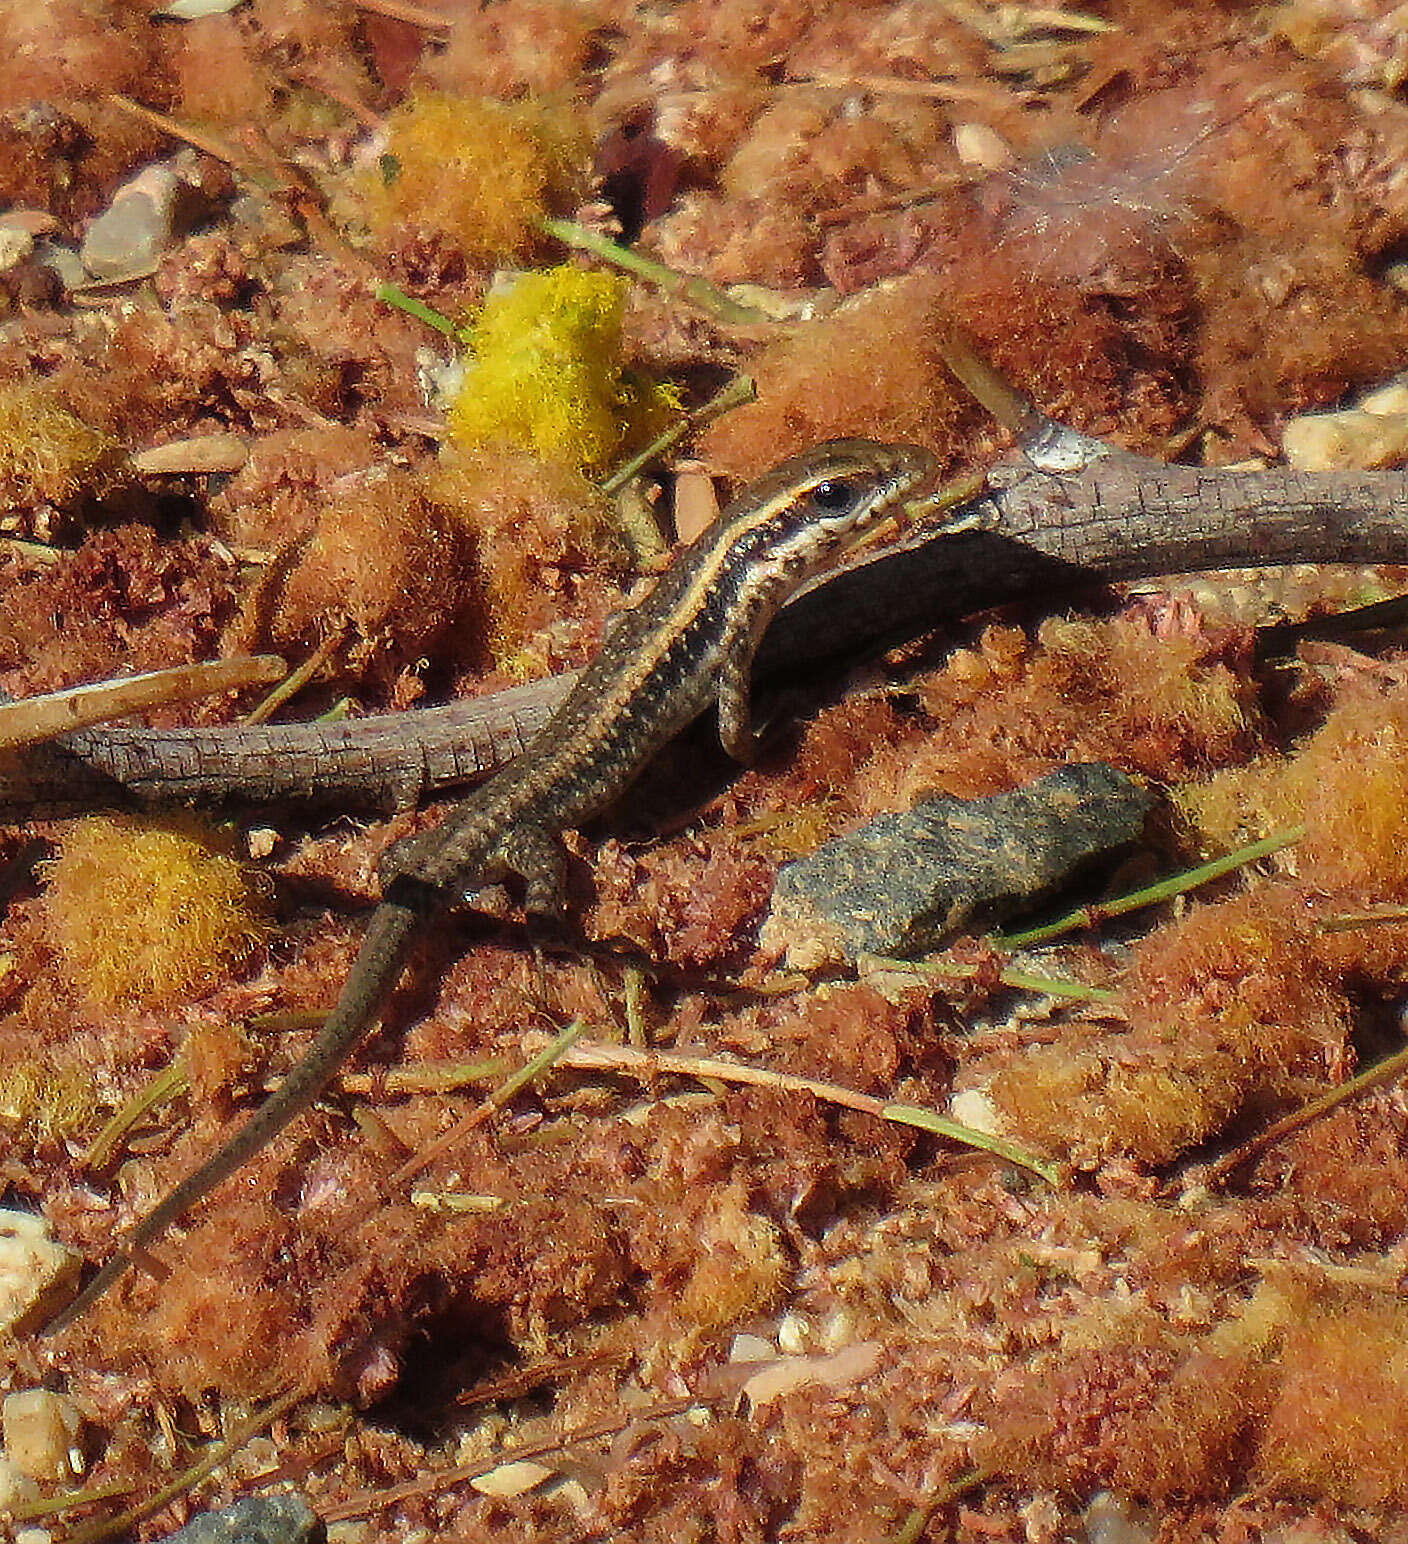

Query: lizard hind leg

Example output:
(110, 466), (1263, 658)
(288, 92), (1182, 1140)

(500, 822), (569, 920)
(501, 824), (571, 1004)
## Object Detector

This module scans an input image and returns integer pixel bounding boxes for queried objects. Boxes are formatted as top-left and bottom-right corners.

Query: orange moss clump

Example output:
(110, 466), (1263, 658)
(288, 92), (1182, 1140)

(427, 444), (623, 672)
(991, 888), (1350, 1166)
(1253, 1280), (1408, 1508)
(977, 1342), (1267, 1501)
(44, 816), (268, 1010)
(904, 615), (1256, 804)
(989, 1036), (1246, 1170)
(1179, 687), (1408, 899)
(696, 274), (982, 480)
(418, 0), (606, 100)
(366, 92), (589, 267)
(0, 382), (118, 519)
(164, 13), (275, 128)
(238, 463), (477, 682)
(676, 1187), (790, 1333)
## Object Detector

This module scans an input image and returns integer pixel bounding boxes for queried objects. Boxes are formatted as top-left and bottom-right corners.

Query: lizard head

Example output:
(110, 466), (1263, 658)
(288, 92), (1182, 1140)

(712, 438), (938, 592)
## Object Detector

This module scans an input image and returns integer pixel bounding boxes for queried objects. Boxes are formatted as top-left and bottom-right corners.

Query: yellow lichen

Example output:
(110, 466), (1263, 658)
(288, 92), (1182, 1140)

(447, 265), (679, 471)
(44, 815), (269, 1009)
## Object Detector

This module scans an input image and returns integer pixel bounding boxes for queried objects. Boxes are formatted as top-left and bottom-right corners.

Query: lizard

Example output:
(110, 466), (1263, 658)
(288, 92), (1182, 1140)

(47, 437), (935, 1330)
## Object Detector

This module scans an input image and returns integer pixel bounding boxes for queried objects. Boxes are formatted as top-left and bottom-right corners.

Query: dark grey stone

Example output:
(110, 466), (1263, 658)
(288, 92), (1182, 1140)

(156, 1494), (322, 1544)
(767, 762), (1155, 963)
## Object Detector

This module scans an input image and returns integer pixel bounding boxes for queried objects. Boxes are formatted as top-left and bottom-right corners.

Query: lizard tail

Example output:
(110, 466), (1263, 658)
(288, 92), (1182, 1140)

(44, 898), (425, 1334)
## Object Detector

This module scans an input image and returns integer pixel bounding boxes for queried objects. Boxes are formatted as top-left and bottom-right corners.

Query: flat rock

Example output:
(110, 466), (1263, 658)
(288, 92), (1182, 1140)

(761, 762), (1154, 969)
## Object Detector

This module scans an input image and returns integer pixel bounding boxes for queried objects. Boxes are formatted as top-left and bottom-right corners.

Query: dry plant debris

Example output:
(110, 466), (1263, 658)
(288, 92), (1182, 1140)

(7, 1), (1408, 1541)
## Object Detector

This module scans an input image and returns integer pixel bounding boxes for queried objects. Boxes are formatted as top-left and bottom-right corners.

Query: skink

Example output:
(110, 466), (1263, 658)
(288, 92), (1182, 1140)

(48, 438), (934, 1330)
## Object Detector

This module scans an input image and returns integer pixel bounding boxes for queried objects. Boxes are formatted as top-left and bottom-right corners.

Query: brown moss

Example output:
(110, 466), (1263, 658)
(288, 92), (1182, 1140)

(267, 256), (429, 425)
(644, 190), (817, 290)
(236, 463), (477, 683)
(24, 5), (1408, 1537)
(247, 0), (372, 120)
(1194, 229), (1408, 444)
(1249, 1094), (1408, 1250)
(675, 1184), (790, 1333)
(1274, 0), (1408, 88)
(908, 614), (1259, 802)
(63, 301), (268, 442)
(0, 0), (158, 115)
(588, 832), (778, 970)
(205, 423), (381, 551)
(0, 524), (238, 699)
(719, 96), (919, 212)
(418, 0), (607, 100)
(1123, 887), (1345, 1058)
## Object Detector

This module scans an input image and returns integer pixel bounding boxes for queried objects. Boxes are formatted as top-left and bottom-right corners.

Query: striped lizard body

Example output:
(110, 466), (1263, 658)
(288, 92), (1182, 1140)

(49, 438), (934, 1330)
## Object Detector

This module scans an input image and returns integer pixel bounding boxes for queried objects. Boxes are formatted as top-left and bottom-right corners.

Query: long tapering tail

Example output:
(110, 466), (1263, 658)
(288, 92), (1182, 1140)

(45, 897), (425, 1333)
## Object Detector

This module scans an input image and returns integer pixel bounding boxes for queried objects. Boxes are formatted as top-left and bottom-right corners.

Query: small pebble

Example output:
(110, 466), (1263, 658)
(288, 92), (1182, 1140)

(0, 1209), (82, 1334)
(0, 226), (34, 273)
(1281, 406), (1408, 471)
(81, 162), (182, 280)
(952, 121), (1012, 170)
(0, 1454), (41, 1510)
(2, 1390), (82, 1482)
(1082, 1490), (1157, 1544)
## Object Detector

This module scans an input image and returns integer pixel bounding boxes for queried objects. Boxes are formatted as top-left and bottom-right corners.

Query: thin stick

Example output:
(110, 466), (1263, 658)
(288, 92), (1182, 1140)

(321, 1396), (707, 1522)
(600, 374), (757, 496)
(0, 657), (285, 750)
(50, 1384), (304, 1544)
(994, 828), (1305, 950)
(81, 1064), (188, 1174)
(1206, 1042), (1408, 1186)
(383, 1018), (587, 1191)
(352, 0), (452, 27)
(242, 629), (346, 726)
(105, 94), (262, 179)
(547, 1037), (1059, 1183)
(539, 217), (776, 327)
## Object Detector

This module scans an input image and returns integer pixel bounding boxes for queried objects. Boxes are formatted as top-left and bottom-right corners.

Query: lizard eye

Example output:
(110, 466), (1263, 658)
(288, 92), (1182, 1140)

(810, 479), (854, 512)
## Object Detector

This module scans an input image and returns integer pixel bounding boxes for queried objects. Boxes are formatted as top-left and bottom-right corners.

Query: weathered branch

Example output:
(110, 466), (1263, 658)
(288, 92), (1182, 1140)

(5, 423), (1407, 816)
